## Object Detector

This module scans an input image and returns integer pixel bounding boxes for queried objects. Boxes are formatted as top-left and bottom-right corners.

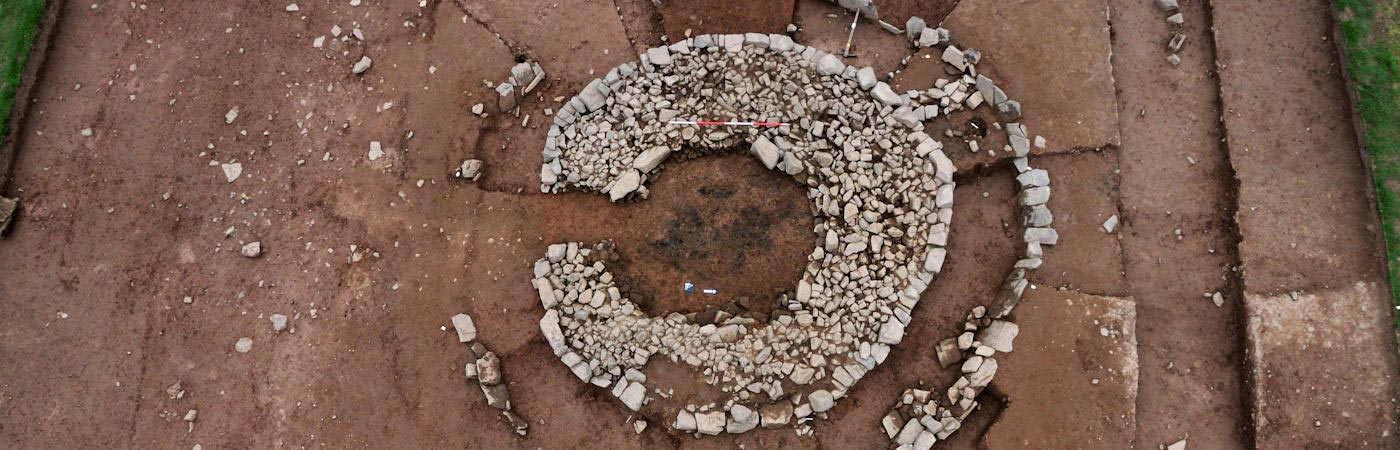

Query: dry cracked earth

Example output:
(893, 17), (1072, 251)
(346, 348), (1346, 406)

(0, 0), (1397, 449)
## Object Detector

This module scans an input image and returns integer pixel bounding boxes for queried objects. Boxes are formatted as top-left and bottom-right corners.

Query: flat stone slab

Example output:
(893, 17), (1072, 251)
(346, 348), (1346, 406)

(1211, 0), (1388, 292)
(1245, 282), (1400, 448)
(985, 287), (1138, 448)
(941, 0), (1121, 153)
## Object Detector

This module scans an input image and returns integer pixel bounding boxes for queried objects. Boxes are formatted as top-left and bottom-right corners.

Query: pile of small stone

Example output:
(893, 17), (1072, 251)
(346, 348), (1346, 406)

(533, 30), (1054, 437)
(1156, 0), (1187, 65)
(494, 60), (546, 113)
(883, 301), (1022, 447)
(454, 313), (529, 436)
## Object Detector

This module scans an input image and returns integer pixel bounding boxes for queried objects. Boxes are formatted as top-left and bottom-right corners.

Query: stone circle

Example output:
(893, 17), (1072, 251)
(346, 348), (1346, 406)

(533, 32), (1054, 439)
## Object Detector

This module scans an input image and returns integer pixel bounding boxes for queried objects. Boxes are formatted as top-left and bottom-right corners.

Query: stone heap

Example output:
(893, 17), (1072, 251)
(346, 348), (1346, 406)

(882, 303), (1022, 448)
(533, 31), (1054, 437)
(495, 60), (546, 113)
(454, 313), (529, 436)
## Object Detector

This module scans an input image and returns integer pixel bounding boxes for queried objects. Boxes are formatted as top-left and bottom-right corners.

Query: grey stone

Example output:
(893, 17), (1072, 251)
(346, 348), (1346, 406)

(760, 403), (793, 428)
(646, 46), (672, 66)
(619, 382), (646, 411)
(977, 320), (1019, 353)
(481, 383), (511, 410)
(871, 82), (903, 106)
(809, 390), (835, 412)
(817, 54), (845, 76)
(1155, 0), (1179, 11)
(1016, 169), (1050, 187)
(906, 17), (926, 40)
(997, 100), (1022, 121)
(456, 159), (483, 181)
(352, 56), (372, 74)
(878, 319), (905, 344)
(633, 146), (671, 172)
(1024, 227), (1060, 245)
(674, 410), (697, 431)
(696, 410), (726, 435)
(578, 79), (607, 112)
(234, 337), (253, 353)
(857, 67), (877, 90)
(608, 169), (642, 201)
(936, 338), (962, 368)
(1103, 214), (1120, 233)
(270, 314), (288, 332)
(751, 136), (781, 169)
(496, 83), (517, 112)
(451, 313), (477, 342)
(941, 46), (966, 71)
(1020, 186), (1050, 206)
(240, 241), (262, 258)
(477, 351), (502, 385)
(726, 404), (758, 433)
(896, 418), (924, 444)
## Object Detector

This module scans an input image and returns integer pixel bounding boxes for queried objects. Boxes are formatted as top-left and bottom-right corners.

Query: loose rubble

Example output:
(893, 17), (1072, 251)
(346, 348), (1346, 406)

(533, 30), (1055, 437)
(453, 313), (528, 436)
(493, 60), (546, 113)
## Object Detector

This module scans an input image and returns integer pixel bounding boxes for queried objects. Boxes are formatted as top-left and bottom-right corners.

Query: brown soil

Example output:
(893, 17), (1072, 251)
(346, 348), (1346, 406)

(0, 0), (1394, 449)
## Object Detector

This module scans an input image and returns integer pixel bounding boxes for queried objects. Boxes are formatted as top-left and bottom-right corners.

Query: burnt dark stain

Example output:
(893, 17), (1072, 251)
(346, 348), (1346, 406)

(649, 206), (775, 270)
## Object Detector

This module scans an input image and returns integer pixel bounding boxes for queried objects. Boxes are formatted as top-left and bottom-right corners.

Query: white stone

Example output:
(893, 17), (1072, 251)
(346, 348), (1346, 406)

(234, 337), (253, 353)
(270, 314), (288, 332)
(451, 313), (477, 342)
(221, 163), (242, 182)
(809, 390), (834, 412)
(352, 56), (373, 74)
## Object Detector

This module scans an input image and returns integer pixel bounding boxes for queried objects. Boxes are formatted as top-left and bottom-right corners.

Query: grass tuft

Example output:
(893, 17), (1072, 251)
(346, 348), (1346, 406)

(1336, 0), (1400, 328)
(0, 0), (47, 144)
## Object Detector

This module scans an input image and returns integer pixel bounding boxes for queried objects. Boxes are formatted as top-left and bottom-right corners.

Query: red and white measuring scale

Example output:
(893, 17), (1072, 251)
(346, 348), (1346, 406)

(668, 120), (787, 127)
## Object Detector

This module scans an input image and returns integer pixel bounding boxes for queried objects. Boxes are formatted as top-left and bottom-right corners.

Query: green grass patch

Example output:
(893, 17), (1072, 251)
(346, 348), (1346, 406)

(0, 0), (47, 144)
(1336, 0), (1400, 327)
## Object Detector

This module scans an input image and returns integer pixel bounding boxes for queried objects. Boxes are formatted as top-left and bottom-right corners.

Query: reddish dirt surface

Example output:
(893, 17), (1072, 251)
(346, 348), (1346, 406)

(1, 0), (1397, 449)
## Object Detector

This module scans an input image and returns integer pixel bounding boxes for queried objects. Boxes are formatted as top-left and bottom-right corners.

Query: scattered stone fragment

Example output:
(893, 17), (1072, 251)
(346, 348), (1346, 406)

(270, 314), (288, 332)
(224, 107), (239, 124)
(240, 241), (262, 258)
(1155, 0), (1179, 11)
(368, 141), (384, 161)
(285, 3), (299, 12)
(220, 163), (242, 182)
(1103, 214), (1119, 233)
(1167, 438), (1187, 450)
(1167, 54), (1181, 66)
(455, 159), (483, 181)
(234, 337), (253, 353)
(1166, 13), (1184, 24)
(352, 56), (372, 74)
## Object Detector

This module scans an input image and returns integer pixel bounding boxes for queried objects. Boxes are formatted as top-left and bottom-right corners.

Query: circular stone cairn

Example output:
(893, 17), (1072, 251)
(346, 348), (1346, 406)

(532, 32), (1055, 440)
